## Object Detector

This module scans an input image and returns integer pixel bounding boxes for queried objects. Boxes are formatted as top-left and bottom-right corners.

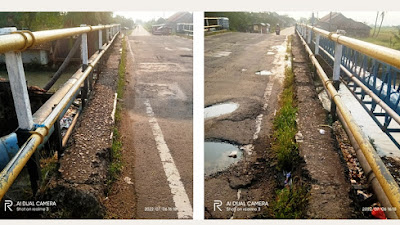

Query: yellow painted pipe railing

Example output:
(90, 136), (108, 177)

(302, 24), (400, 70)
(297, 29), (400, 218)
(0, 24), (119, 54)
(0, 26), (119, 200)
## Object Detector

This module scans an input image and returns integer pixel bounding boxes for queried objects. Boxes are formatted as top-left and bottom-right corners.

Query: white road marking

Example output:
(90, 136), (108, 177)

(144, 99), (193, 219)
(242, 38), (288, 156)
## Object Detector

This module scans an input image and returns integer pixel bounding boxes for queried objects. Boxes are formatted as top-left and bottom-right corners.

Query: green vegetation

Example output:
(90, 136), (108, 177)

(272, 66), (298, 171)
(269, 36), (309, 219)
(143, 17), (167, 33)
(358, 26), (400, 50)
(0, 12), (134, 31)
(39, 155), (58, 192)
(271, 185), (309, 218)
(107, 37), (126, 187)
(205, 12), (296, 32)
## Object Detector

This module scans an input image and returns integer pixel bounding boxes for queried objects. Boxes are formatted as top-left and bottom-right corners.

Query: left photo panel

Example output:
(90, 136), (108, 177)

(0, 11), (193, 219)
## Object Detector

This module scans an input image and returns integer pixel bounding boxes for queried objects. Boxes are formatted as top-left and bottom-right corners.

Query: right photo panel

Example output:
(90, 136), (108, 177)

(204, 11), (400, 219)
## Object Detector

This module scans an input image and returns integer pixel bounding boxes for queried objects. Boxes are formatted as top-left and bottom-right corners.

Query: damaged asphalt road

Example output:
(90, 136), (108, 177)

(204, 28), (293, 219)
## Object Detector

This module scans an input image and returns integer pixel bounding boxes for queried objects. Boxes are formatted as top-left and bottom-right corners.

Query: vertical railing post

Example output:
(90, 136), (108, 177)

(0, 27), (40, 195)
(0, 27), (34, 130)
(106, 27), (110, 43)
(80, 24), (89, 108)
(304, 26), (307, 40)
(331, 42), (343, 120)
(315, 33), (320, 55)
(98, 24), (103, 52)
(307, 27), (312, 44)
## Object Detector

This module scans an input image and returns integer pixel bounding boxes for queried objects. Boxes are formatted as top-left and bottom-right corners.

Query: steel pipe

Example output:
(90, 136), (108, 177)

(0, 24), (119, 54)
(337, 109), (398, 218)
(297, 29), (400, 218)
(0, 30), (119, 200)
(302, 24), (400, 70)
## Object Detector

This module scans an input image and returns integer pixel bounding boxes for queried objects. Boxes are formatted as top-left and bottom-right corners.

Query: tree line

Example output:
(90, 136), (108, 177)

(0, 12), (134, 31)
(205, 12), (296, 32)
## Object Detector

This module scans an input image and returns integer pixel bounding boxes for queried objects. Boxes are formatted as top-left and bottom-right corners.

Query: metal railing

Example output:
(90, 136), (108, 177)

(297, 24), (400, 149)
(296, 24), (400, 218)
(0, 23), (120, 200)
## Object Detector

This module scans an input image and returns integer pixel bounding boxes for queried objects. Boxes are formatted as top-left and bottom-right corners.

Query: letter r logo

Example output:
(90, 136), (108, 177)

(4, 200), (13, 211)
(213, 200), (222, 211)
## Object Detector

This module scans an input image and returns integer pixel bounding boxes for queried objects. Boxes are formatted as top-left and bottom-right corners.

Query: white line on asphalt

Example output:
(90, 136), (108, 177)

(242, 39), (287, 156)
(143, 99), (193, 219)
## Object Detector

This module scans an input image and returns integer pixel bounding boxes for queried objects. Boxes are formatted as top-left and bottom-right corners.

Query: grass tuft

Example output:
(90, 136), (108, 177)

(107, 37), (127, 187)
(272, 66), (298, 171)
(271, 185), (309, 218)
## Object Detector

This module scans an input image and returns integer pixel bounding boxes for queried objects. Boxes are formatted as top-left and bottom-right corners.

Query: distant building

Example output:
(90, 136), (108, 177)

(165, 12), (193, 33)
(249, 23), (270, 34)
(151, 24), (172, 35)
(317, 12), (371, 37)
(204, 17), (229, 31)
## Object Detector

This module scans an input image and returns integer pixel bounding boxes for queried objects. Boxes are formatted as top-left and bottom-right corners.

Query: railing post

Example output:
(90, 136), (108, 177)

(331, 42), (343, 120)
(307, 27), (312, 44)
(98, 24), (103, 52)
(0, 27), (34, 131)
(304, 26), (307, 40)
(106, 27), (110, 43)
(80, 24), (89, 108)
(0, 27), (41, 195)
(315, 33), (320, 55)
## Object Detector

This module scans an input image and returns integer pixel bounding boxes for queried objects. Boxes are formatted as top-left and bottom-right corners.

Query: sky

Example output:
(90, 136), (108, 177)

(114, 11), (177, 23)
(113, 11), (400, 26)
(278, 11), (400, 26)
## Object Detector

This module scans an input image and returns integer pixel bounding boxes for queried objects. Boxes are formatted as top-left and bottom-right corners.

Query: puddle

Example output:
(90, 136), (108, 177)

(205, 141), (243, 176)
(255, 70), (273, 76)
(204, 102), (239, 119)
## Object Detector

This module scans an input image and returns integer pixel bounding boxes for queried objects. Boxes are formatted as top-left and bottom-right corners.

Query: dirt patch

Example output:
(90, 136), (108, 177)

(292, 34), (354, 218)
(103, 50), (137, 218)
(39, 36), (121, 218)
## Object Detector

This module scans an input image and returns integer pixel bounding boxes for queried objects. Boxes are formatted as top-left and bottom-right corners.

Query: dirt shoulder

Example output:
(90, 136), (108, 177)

(39, 36), (121, 218)
(292, 34), (354, 218)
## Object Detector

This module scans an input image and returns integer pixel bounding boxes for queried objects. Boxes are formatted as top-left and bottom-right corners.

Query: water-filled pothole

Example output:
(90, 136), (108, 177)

(255, 70), (273, 76)
(205, 141), (243, 176)
(204, 102), (239, 119)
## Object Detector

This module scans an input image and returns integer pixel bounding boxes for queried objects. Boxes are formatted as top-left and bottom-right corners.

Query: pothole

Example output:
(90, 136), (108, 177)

(255, 70), (273, 76)
(204, 102), (239, 119)
(204, 141), (243, 176)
